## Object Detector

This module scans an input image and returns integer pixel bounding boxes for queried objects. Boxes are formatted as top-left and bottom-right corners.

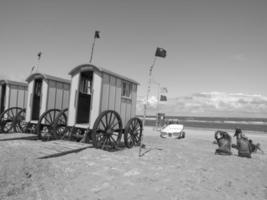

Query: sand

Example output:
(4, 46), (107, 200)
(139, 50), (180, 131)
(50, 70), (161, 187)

(0, 127), (267, 200)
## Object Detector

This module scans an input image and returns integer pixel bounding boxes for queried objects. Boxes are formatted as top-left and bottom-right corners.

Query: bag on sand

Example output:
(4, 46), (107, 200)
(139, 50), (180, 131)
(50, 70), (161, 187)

(214, 131), (232, 155)
(237, 137), (252, 158)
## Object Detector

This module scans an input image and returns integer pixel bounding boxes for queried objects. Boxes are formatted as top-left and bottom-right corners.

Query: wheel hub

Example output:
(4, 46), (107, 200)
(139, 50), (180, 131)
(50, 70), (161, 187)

(106, 129), (113, 136)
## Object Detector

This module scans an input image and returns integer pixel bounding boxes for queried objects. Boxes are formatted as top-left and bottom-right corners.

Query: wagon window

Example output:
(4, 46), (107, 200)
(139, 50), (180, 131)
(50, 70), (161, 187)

(34, 80), (42, 97)
(79, 72), (92, 95)
(122, 81), (131, 98)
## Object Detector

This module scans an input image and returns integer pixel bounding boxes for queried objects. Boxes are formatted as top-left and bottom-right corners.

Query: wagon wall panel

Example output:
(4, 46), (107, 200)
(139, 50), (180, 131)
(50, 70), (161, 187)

(114, 79), (121, 114)
(100, 73), (110, 112)
(89, 72), (102, 129)
(17, 86), (25, 108)
(131, 84), (137, 118)
(25, 81), (34, 122)
(9, 85), (18, 107)
(126, 99), (132, 124)
(55, 82), (63, 110)
(120, 98), (127, 126)
(23, 88), (28, 109)
(5, 85), (10, 109)
(67, 73), (80, 126)
(108, 76), (116, 111)
(47, 80), (56, 110)
(62, 84), (70, 109)
(40, 80), (48, 115)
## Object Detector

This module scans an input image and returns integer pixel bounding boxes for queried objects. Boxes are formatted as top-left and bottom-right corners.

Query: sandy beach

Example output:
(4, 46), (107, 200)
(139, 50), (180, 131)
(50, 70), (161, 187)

(0, 127), (267, 200)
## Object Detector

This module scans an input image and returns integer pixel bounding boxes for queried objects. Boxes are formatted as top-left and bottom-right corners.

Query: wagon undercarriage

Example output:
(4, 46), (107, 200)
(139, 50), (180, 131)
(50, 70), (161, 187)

(0, 108), (143, 151)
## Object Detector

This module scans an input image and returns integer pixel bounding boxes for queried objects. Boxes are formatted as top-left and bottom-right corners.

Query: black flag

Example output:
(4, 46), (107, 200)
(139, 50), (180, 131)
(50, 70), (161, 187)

(155, 47), (167, 58)
(94, 31), (100, 39)
(37, 52), (42, 60)
(160, 95), (167, 101)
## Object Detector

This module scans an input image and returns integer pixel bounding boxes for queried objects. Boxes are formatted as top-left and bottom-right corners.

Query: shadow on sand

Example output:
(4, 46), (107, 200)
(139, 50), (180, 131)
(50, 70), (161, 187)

(38, 146), (93, 159)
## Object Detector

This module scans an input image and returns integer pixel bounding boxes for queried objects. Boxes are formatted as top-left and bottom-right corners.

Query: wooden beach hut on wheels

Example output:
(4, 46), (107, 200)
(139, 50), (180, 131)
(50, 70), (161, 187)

(23, 73), (70, 138)
(0, 80), (28, 133)
(55, 64), (143, 150)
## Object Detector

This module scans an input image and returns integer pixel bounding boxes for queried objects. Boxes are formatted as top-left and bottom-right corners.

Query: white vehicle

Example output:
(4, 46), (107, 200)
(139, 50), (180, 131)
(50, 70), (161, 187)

(160, 124), (185, 139)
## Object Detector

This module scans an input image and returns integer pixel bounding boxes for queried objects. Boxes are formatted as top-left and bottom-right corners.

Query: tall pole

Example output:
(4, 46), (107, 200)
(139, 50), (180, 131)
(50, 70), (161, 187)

(139, 56), (157, 157)
(35, 52), (42, 73)
(89, 36), (96, 63)
(156, 81), (160, 129)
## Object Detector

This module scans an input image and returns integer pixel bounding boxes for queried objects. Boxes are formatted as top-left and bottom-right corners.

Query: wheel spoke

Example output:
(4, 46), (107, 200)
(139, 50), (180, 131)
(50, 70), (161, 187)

(100, 119), (106, 130)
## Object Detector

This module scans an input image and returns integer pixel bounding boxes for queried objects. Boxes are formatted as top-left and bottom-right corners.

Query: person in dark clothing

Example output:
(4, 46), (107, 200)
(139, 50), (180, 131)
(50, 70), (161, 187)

(234, 128), (252, 158)
(214, 130), (232, 155)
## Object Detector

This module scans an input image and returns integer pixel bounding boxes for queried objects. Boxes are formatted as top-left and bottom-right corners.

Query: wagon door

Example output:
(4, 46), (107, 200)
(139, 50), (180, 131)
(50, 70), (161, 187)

(31, 79), (42, 120)
(76, 71), (93, 124)
(0, 84), (6, 113)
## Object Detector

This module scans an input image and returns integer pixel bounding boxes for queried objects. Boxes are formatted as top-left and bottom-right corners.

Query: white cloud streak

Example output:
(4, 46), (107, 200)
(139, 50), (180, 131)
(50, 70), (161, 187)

(137, 92), (267, 118)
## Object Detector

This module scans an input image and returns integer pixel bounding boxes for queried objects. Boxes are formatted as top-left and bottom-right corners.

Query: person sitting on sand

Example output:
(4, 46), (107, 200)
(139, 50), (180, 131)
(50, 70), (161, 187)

(234, 128), (252, 158)
(214, 130), (232, 155)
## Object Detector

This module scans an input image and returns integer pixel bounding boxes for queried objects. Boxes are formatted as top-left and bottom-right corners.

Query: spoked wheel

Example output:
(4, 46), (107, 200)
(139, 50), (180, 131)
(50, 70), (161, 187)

(0, 107), (23, 133)
(51, 108), (68, 139)
(92, 110), (123, 151)
(37, 109), (61, 140)
(124, 117), (143, 148)
(14, 109), (27, 132)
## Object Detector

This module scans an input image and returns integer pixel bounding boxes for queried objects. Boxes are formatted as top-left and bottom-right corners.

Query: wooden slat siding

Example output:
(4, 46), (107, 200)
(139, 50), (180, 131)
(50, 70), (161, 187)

(114, 78), (122, 115)
(62, 83), (70, 109)
(47, 80), (56, 110)
(23, 87), (28, 109)
(55, 82), (63, 110)
(40, 80), (48, 116)
(89, 71), (102, 129)
(5, 85), (10, 109)
(120, 98), (127, 126)
(126, 98), (132, 125)
(100, 73), (110, 112)
(108, 76), (116, 111)
(17, 86), (25, 108)
(25, 81), (34, 122)
(67, 73), (80, 126)
(131, 84), (137, 118)
(9, 85), (18, 107)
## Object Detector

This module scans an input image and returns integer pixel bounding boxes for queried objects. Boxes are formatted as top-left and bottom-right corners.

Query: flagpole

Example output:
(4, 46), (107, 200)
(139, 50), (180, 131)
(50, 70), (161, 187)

(156, 82), (160, 129)
(35, 52), (42, 73)
(139, 56), (157, 157)
(90, 36), (96, 63)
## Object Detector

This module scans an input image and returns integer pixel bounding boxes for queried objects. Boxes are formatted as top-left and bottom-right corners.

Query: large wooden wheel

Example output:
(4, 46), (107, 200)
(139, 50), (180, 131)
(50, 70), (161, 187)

(51, 108), (68, 139)
(36, 109), (61, 140)
(13, 108), (28, 132)
(0, 107), (23, 133)
(92, 110), (123, 150)
(124, 117), (143, 148)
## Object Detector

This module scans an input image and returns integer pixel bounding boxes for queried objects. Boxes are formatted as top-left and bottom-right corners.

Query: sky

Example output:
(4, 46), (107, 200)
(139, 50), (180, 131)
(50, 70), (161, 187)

(0, 0), (267, 117)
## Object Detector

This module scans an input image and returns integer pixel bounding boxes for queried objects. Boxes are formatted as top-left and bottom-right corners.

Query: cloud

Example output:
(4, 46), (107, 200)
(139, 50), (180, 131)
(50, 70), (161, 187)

(137, 92), (267, 118)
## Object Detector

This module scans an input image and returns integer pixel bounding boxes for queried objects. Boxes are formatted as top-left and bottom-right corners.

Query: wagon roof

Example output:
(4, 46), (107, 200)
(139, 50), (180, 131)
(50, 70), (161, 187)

(0, 79), (27, 87)
(69, 64), (139, 85)
(26, 73), (70, 84)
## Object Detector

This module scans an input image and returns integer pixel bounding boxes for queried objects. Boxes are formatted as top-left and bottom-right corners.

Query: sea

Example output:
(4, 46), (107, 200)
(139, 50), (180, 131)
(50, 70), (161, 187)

(137, 115), (267, 133)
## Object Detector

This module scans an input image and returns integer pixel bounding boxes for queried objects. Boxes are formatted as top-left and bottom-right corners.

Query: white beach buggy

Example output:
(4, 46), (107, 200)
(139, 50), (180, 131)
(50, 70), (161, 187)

(160, 124), (185, 139)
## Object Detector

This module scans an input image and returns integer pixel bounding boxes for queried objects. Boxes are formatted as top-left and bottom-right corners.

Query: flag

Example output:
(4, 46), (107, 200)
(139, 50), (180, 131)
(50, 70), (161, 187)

(94, 30), (100, 39)
(160, 87), (168, 94)
(160, 95), (167, 101)
(37, 52), (42, 60)
(155, 47), (167, 58)
(31, 66), (35, 73)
